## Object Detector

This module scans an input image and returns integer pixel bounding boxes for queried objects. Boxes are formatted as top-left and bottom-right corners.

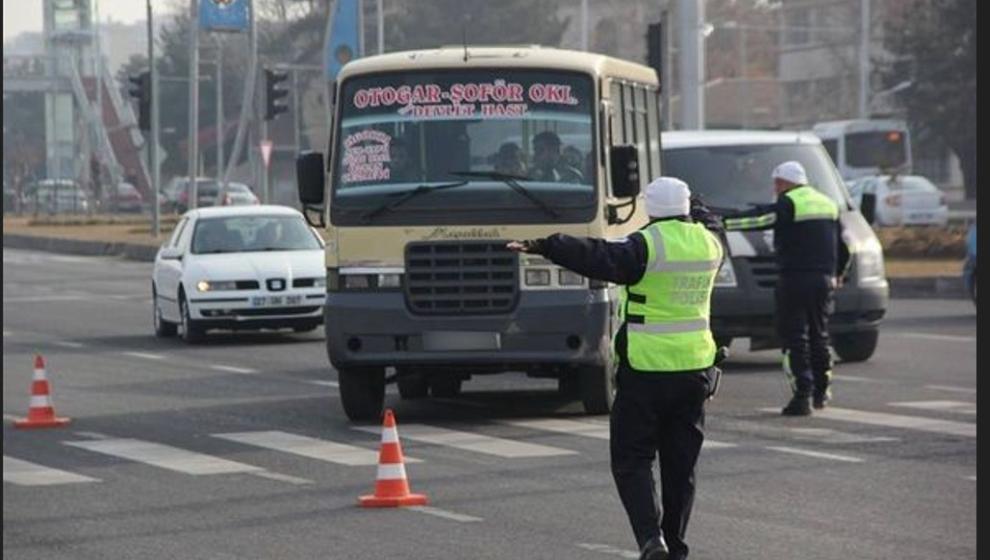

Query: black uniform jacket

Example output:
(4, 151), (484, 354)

(722, 193), (851, 278)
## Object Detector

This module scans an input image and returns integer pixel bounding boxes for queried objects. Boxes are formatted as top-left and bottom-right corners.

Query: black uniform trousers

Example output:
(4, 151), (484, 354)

(775, 271), (835, 396)
(610, 364), (709, 560)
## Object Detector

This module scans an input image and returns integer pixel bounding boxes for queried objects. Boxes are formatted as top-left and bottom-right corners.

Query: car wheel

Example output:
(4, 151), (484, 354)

(397, 369), (429, 400)
(429, 376), (463, 398)
(338, 367), (386, 421)
(179, 295), (205, 344)
(833, 329), (879, 362)
(153, 286), (177, 338)
(578, 359), (617, 415)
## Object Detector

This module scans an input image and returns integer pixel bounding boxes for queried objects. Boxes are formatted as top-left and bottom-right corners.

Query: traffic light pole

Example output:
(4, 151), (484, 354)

(187, 0), (200, 209)
(147, 0), (160, 238)
(261, 118), (270, 204)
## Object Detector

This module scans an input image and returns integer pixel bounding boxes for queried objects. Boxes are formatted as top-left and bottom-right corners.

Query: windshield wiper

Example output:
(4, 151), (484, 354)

(359, 180), (470, 223)
(447, 170), (559, 219)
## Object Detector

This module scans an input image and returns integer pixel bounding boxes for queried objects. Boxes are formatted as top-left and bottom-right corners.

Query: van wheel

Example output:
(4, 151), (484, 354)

(579, 361), (616, 415)
(397, 369), (429, 399)
(833, 329), (879, 362)
(429, 376), (463, 398)
(338, 367), (386, 421)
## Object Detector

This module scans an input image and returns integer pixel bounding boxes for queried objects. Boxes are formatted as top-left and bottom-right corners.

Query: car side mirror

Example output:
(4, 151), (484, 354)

(860, 192), (877, 224)
(296, 151), (326, 206)
(159, 247), (183, 261)
(609, 145), (641, 199)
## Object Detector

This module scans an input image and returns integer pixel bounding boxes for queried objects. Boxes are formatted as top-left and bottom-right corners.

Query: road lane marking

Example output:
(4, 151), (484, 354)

(3, 456), (100, 486)
(890, 400), (976, 415)
(73, 431), (112, 440)
(53, 340), (86, 349)
(210, 365), (258, 374)
(64, 438), (264, 475)
(354, 424), (576, 458)
(576, 543), (639, 559)
(966, 476), (976, 481)
(502, 418), (737, 450)
(408, 506), (482, 523)
(3, 329), (11, 337)
(213, 430), (420, 465)
(307, 380), (339, 387)
(248, 471), (313, 485)
(765, 446), (864, 463)
(899, 332), (976, 343)
(785, 427), (898, 444)
(122, 352), (166, 361)
(760, 407), (976, 438)
(3, 295), (88, 303)
(926, 385), (977, 395)
(835, 375), (883, 383)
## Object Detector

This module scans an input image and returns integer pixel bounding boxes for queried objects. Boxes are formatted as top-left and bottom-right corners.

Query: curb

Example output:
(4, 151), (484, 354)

(3, 233), (159, 262)
(3, 233), (970, 300)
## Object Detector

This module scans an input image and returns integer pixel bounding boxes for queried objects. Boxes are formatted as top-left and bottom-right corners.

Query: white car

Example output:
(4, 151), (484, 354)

(847, 174), (949, 227)
(217, 182), (261, 206)
(152, 205), (326, 343)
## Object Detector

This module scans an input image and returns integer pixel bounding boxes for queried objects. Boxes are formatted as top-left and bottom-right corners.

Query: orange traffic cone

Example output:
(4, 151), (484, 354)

(359, 409), (428, 507)
(14, 354), (71, 429)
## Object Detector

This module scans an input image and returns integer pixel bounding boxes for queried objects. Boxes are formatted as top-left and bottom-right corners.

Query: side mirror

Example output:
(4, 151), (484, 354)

(296, 151), (326, 206)
(609, 145), (641, 199)
(860, 192), (877, 224)
(159, 247), (183, 261)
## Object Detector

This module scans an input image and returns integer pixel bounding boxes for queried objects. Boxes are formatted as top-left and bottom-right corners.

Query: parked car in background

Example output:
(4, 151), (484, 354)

(110, 182), (144, 213)
(217, 182), (260, 206)
(846, 174), (948, 227)
(151, 205), (326, 343)
(964, 223), (976, 306)
(22, 179), (90, 214)
(163, 177), (221, 213)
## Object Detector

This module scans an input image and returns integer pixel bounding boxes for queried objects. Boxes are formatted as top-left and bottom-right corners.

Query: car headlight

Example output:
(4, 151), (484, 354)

(524, 268), (551, 286)
(856, 249), (886, 284)
(558, 269), (585, 286)
(713, 258), (737, 288)
(197, 280), (237, 292)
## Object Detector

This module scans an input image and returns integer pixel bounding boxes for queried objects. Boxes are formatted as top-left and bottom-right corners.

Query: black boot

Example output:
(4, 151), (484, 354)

(639, 535), (669, 560)
(782, 394), (812, 416)
(813, 387), (831, 409)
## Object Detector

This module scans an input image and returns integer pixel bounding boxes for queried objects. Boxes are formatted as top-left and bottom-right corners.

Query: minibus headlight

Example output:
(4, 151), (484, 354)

(558, 269), (585, 286)
(713, 259), (737, 288)
(856, 249), (886, 284)
(525, 269), (551, 286)
(334, 269), (404, 291)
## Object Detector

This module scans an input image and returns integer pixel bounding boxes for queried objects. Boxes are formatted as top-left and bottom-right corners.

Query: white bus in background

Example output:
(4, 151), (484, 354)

(812, 119), (912, 181)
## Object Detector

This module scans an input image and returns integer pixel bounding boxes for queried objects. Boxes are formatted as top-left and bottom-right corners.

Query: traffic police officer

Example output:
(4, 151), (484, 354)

(721, 161), (850, 415)
(508, 177), (725, 560)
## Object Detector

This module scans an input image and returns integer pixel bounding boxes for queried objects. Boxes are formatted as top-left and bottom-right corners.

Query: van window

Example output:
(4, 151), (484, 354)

(610, 82), (624, 145)
(661, 143), (848, 210)
(633, 86), (650, 190)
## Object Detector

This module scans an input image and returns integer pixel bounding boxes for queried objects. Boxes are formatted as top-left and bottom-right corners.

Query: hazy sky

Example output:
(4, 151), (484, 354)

(3, 1), (177, 42)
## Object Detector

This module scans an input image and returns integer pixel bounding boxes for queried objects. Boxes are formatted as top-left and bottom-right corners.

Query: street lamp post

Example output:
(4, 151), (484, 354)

(147, 0), (160, 238)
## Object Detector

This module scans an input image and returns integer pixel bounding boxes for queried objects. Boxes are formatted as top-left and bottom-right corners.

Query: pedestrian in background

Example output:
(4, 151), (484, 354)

(721, 161), (850, 415)
(508, 177), (726, 560)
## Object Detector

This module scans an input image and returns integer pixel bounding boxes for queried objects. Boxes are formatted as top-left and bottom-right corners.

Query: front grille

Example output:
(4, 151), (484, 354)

(405, 241), (519, 315)
(747, 256), (779, 289)
(235, 280), (260, 290)
(293, 278), (316, 288)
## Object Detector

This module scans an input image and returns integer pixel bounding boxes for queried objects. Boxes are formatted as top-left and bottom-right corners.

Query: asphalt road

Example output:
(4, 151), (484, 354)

(2, 249), (977, 560)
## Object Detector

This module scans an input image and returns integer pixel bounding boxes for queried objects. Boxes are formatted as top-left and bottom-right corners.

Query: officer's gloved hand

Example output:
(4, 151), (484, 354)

(506, 239), (546, 255)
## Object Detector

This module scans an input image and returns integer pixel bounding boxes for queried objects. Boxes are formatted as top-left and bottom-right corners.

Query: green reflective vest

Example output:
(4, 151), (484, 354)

(623, 220), (724, 372)
(784, 185), (839, 222)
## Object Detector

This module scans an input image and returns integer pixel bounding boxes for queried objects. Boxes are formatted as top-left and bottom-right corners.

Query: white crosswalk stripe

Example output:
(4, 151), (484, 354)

(4, 456), (100, 486)
(65, 438), (264, 475)
(760, 407), (976, 438)
(889, 400), (976, 415)
(502, 418), (737, 449)
(765, 446), (864, 463)
(213, 430), (421, 465)
(355, 423), (576, 458)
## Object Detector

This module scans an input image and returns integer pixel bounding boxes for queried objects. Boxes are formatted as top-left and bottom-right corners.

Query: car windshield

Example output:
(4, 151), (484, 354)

(191, 215), (322, 254)
(661, 143), (849, 210)
(331, 69), (597, 225)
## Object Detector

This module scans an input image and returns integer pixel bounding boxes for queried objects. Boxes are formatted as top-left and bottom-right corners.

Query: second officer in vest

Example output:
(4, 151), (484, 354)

(722, 161), (850, 416)
(508, 177), (725, 560)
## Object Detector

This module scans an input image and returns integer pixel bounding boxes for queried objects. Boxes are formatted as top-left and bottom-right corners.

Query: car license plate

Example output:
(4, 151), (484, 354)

(286, 295), (302, 305)
(268, 295), (284, 306)
(251, 296), (266, 307)
(907, 212), (934, 223)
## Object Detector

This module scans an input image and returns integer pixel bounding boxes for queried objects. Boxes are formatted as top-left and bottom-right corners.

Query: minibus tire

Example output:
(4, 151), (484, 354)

(429, 376), (462, 398)
(833, 329), (879, 362)
(338, 367), (386, 421)
(579, 363), (616, 414)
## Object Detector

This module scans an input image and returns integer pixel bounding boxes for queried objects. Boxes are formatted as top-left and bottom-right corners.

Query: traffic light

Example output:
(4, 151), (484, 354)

(264, 68), (290, 121)
(646, 22), (663, 83)
(127, 71), (151, 131)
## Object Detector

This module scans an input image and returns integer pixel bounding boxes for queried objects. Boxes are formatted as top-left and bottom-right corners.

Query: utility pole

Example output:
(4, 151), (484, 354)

(581, 0), (589, 51)
(293, 68), (301, 154)
(660, 9), (673, 130)
(223, 0), (257, 192)
(215, 39), (224, 186)
(148, 0), (160, 237)
(678, 0), (705, 129)
(187, 0), (200, 208)
(858, 0), (871, 118)
(377, 0), (384, 54)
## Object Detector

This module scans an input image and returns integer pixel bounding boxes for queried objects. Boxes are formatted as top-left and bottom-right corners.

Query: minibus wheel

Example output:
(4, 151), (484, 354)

(338, 367), (386, 421)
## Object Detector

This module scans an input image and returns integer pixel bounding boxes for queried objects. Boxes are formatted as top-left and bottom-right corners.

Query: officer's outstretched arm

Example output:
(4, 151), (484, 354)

(722, 198), (792, 231)
(507, 234), (647, 285)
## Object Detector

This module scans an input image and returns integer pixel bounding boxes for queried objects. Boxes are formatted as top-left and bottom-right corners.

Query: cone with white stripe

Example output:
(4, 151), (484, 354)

(14, 354), (70, 429)
(359, 408), (427, 507)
